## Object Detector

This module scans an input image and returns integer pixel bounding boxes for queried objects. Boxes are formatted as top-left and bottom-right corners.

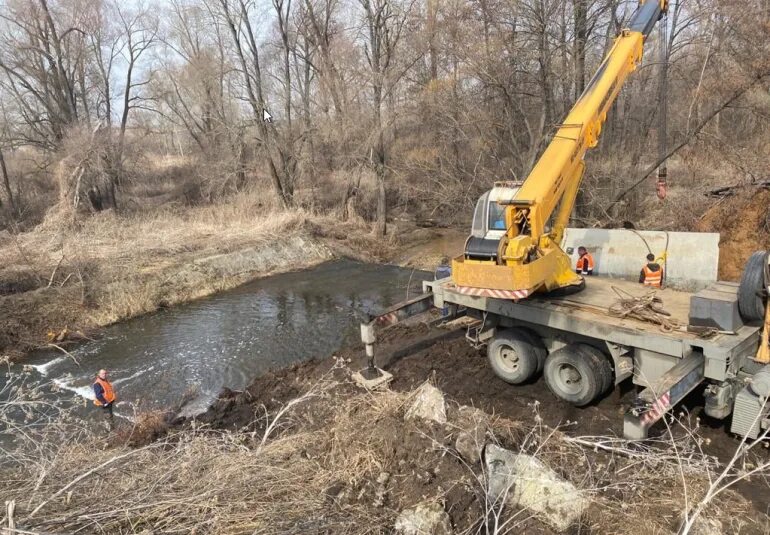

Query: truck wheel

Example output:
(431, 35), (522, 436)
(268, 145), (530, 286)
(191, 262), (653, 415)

(544, 345), (604, 406)
(575, 344), (614, 394)
(511, 328), (547, 374)
(738, 250), (768, 322)
(487, 330), (540, 384)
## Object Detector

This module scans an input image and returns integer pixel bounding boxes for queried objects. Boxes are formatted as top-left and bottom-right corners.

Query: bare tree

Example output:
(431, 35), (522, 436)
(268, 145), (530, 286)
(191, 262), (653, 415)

(358, 0), (412, 235)
(217, 0), (296, 207)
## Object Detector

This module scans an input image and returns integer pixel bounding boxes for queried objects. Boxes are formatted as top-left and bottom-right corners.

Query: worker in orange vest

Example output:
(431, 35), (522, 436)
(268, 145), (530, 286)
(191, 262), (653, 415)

(575, 246), (595, 276)
(93, 369), (116, 428)
(639, 253), (664, 288)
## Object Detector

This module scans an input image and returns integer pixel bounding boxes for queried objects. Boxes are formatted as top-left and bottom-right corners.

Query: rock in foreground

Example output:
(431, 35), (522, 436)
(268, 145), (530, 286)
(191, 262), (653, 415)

(395, 501), (453, 535)
(405, 382), (447, 424)
(485, 444), (586, 532)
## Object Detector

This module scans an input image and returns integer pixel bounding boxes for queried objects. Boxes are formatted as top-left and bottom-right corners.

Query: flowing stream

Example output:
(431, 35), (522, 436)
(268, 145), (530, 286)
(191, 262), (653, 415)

(16, 260), (431, 420)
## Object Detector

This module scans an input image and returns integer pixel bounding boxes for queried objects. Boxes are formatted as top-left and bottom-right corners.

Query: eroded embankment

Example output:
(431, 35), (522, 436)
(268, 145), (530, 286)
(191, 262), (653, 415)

(698, 187), (770, 281)
(0, 207), (458, 361)
(1, 230), (332, 360)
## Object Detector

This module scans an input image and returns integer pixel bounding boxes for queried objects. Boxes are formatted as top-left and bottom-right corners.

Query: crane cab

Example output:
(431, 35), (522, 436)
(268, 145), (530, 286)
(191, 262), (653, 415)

(465, 181), (522, 262)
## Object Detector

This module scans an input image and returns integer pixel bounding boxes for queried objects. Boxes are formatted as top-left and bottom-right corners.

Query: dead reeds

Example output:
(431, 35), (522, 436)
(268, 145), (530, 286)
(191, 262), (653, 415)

(2, 362), (768, 535)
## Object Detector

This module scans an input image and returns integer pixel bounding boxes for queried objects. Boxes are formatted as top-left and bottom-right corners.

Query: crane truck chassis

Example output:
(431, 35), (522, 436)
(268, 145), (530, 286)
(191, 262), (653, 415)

(359, 252), (770, 440)
(356, 0), (770, 440)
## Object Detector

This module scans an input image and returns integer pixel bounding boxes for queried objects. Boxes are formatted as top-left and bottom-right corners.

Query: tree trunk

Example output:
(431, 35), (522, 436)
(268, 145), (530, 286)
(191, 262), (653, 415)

(374, 83), (387, 236)
(427, 0), (438, 81)
(0, 147), (16, 217)
(573, 0), (587, 100)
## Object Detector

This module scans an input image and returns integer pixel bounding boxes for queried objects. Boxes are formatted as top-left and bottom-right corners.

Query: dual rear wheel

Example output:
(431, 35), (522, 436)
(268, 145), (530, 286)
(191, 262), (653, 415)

(543, 344), (613, 406)
(487, 329), (613, 406)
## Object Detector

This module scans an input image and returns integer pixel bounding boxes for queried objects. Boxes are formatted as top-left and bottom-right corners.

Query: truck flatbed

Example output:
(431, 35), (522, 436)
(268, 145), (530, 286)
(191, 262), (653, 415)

(362, 273), (765, 439)
(426, 275), (760, 385)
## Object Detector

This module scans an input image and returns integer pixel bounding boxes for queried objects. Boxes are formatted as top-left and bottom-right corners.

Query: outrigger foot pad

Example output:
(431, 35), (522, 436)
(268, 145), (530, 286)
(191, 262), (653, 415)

(352, 366), (393, 390)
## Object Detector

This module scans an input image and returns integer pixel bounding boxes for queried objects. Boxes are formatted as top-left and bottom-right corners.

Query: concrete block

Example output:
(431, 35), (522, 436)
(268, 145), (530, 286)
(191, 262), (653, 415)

(562, 228), (719, 291)
(689, 284), (743, 332)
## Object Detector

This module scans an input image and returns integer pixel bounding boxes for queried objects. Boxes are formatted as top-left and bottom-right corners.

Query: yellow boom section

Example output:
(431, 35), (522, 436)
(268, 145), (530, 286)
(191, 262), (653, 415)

(453, 0), (667, 296)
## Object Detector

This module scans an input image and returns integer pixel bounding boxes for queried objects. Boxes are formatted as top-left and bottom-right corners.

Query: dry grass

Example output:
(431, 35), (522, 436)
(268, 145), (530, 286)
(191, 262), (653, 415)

(0, 188), (394, 358)
(3, 365), (768, 535)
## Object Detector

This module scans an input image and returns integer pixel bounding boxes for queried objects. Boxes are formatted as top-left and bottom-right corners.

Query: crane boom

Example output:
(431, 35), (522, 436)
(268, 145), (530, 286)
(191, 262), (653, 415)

(452, 0), (668, 298)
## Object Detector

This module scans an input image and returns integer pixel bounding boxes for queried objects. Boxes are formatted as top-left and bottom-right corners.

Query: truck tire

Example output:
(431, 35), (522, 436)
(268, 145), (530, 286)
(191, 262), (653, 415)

(512, 328), (548, 374)
(575, 344), (614, 394)
(487, 330), (541, 384)
(738, 250), (768, 323)
(544, 344), (604, 406)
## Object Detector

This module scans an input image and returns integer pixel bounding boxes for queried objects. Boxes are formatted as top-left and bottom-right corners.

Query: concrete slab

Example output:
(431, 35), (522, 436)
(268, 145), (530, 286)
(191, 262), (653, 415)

(562, 228), (720, 291)
(352, 368), (393, 390)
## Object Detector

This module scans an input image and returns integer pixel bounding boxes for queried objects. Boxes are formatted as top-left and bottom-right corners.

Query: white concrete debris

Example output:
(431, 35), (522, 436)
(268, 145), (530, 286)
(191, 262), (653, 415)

(454, 406), (489, 463)
(405, 383), (447, 424)
(395, 501), (453, 535)
(485, 444), (587, 532)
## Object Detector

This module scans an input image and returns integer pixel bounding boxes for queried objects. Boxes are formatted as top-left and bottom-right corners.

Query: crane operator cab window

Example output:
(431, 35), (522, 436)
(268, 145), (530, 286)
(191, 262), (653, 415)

(488, 202), (506, 231)
(470, 185), (521, 240)
(466, 183), (521, 260)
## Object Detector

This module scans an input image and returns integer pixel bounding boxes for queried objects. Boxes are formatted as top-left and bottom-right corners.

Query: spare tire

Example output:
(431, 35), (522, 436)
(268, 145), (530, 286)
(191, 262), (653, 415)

(738, 250), (768, 323)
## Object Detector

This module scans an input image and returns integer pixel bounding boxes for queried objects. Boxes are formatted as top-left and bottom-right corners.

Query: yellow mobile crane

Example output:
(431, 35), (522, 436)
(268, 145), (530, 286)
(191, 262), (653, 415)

(453, 0), (669, 299)
(358, 0), (770, 440)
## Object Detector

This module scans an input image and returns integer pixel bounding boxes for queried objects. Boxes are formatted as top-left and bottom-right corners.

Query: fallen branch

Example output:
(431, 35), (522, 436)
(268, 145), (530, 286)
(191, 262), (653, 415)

(45, 344), (79, 366)
(705, 181), (770, 198)
(46, 255), (65, 289)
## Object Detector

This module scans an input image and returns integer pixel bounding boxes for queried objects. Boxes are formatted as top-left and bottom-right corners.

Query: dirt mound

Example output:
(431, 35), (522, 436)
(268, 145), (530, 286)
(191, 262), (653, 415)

(698, 187), (770, 281)
(197, 322), (770, 524)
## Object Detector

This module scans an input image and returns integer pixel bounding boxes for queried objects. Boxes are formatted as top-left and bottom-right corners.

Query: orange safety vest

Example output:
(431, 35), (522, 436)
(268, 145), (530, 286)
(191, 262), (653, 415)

(642, 265), (663, 288)
(576, 253), (595, 272)
(93, 377), (116, 406)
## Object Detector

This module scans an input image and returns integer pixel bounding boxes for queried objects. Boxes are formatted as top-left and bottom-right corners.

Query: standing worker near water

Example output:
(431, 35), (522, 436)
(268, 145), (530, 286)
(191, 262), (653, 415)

(93, 369), (116, 429)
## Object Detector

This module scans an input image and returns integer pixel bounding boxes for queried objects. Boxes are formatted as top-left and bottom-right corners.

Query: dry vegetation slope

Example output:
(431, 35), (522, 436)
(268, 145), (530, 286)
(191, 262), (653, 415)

(698, 188), (770, 281)
(5, 361), (768, 535)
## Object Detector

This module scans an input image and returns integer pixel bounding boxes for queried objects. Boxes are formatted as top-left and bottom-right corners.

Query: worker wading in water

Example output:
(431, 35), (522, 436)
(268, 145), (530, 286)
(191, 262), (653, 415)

(575, 246), (595, 276)
(93, 369), (116, 429)
(640, 253), (664, 288)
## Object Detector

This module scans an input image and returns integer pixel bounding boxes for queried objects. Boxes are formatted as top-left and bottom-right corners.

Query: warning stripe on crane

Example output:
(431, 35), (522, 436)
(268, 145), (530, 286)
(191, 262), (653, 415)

(639, 391), (672, 426)
(447, 283), (530, 301)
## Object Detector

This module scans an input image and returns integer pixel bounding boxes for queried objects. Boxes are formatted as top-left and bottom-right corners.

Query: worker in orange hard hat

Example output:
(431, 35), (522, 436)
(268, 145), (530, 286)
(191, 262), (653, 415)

(575, 246), (595, 276)
(639, 253), (664, 288)
(93, 369), (116, 429)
